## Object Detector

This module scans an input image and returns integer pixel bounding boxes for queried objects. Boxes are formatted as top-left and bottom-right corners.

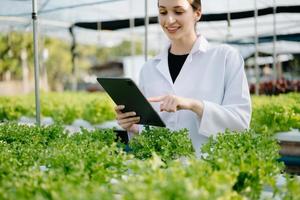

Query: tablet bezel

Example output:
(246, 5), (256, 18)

(97, 77), (165, 127)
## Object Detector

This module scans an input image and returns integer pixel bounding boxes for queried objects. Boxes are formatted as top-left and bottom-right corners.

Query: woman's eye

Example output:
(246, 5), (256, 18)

(175, 11), (184, 15)
(159, 11), (167, 15)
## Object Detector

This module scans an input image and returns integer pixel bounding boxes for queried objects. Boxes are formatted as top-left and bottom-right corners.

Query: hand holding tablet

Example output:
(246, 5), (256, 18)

(97, 78), (166, 128)
(114, 105), (140, 133)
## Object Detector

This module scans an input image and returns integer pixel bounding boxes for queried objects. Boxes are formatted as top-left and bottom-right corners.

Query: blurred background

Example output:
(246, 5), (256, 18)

(0, 0), (299, 96)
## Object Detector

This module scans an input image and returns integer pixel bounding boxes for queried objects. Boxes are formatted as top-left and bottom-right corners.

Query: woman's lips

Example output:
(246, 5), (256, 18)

(166, 27), (180, 33)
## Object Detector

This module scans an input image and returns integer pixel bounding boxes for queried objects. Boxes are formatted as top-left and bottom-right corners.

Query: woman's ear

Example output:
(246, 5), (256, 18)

(195, 10), (202, 21)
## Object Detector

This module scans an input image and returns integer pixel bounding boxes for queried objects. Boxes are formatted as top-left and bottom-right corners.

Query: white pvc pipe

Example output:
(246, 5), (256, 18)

(144, 0), (149, 61)
(272, 0), (277, 80)
(226, 0), (231, 41)
(129, 0), (136, 77)
(32, 0), (41, 126)
(254, 0), (259, 95)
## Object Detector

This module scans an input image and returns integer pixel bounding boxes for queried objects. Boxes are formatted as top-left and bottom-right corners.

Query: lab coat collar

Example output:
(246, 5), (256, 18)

(153, 35), (209, 61)
(153, 35), (209, 85)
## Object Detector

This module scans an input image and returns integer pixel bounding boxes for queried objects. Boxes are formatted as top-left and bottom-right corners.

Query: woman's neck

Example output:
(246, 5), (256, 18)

(169, 32), (197, 55)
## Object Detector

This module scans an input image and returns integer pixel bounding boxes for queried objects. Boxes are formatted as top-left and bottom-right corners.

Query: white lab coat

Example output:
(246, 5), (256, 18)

(138, 35), (252, 155)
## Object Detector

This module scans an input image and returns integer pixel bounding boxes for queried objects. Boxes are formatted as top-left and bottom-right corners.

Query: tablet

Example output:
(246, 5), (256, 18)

(97, 77), (165, 127)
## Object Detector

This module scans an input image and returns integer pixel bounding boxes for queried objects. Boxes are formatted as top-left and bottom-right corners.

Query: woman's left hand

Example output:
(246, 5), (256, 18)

(148, 95), (204, 117)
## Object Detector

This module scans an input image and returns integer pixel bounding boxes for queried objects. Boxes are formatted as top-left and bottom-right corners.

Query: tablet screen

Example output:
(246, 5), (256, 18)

(97, 77), (165, 127)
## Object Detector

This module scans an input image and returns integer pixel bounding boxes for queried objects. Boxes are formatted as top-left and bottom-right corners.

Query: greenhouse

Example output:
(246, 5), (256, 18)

(0, 0), (300, 199)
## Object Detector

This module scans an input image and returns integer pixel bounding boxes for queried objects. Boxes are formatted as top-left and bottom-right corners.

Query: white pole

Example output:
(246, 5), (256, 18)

(254, 0), (259, 95)
(144, 0), (149, 61)
(226, 0), (231, 42)
(272, 0), (277, 80)
(129, 0), (135, 78)
(32, 0), (41, 126)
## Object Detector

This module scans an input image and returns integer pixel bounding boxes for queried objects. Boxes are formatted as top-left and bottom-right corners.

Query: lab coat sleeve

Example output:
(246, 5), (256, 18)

(198, 48), (252, 137)
(137, 66), (147, 133)
(138, 65), (146, 94)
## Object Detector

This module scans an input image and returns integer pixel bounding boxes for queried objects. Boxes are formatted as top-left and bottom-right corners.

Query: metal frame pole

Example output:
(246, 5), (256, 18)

(69, 26), (77, 91)
(32, 0), (41, 126)
(129, 0), (136, 77)
(272, 0), (277, 80)
(226, 0), (231, 42)
(144, 0), (149, 61)
(254, 0), (259, 95)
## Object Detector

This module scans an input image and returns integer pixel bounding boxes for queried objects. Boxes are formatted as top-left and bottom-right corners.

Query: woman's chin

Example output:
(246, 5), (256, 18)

(165, 32), (181, 41)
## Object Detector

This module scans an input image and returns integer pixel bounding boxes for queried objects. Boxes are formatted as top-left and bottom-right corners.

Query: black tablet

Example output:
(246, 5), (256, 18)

(97, 77), (165, 127)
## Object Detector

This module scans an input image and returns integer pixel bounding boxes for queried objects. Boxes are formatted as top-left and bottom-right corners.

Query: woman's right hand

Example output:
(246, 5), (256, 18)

(115, 105), (140, 133)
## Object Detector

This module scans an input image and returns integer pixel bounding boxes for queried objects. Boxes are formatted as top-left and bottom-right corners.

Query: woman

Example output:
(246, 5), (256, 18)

(115, 0), (251, 155)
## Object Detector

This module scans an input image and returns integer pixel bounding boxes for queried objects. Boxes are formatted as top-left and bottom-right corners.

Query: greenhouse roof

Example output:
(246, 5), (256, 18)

(0, 0), (300, 53)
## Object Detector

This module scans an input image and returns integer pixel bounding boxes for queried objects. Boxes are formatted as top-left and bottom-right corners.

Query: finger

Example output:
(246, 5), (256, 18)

(160, 102), (166, 112)
(117, 111), (136, 120)
(164, 100), (174, 112)
(172, 100), (178, 111)
(169, 98), (177, 112)
(120, 119), (141, 129)
(118, 116), (140, 125)
(123, 119), (140, 128)
(122, 118), (140, 127)
(115, 105), (125, 110)
(160, 97), (171, 111)
(160, 104), (175, 112)
(118, 117), (139, 125)
(161, 98), (177, 112)
(115, 105), (125, 113)
(148, 96), (165, 102)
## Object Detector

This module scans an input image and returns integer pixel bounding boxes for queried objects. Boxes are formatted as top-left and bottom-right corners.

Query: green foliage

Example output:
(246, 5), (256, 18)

(129, 127), (194, 161)
(0, 32), (73, 90)
(2, 91), (299, 133)
(0, 123), (128, 200)
(1, 93), (300, 199)
(0, 32), (143, 90)
(95, 40), (143, 62)
(113, 155), (244, 200)
(43, 37), (72, 89)
(0, 122), (297, 199)
(0, 32), (33, 78)
(277, 176), (300, 200)
(201, 130), (284, 200)
(0, 96), (35, 122)
(0, 92), (115, 124)
(251, 93), (300, 135)
(82, 94), (116, 124)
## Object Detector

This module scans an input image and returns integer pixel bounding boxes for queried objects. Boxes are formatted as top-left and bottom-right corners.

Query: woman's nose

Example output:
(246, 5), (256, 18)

(166, 14), (176, 24)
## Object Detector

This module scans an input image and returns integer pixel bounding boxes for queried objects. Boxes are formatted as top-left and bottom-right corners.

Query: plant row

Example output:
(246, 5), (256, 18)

(249, 79), (300, 95)
(0, 92), (300, 134)
(251, 93), (300, 135)
(0, 123), (299, 200)
(0, 92), (115, 124)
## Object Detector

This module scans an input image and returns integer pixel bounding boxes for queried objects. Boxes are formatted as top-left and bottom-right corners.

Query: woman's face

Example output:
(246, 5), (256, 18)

(158, 0), (201, 41)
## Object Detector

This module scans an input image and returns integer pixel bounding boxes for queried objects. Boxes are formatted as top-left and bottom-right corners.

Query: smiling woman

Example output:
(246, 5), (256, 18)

(115, 0), (252, 155)
(158, 0), (201, 54)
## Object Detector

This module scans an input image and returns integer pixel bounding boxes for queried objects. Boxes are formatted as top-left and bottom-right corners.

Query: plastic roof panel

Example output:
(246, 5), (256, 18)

(0, 0), (299, 50)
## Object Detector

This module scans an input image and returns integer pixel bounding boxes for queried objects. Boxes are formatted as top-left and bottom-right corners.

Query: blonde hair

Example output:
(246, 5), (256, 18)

(157, 0), (201, 11)
(157, 0), (202, 30)
(187, 0), (201, 11)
